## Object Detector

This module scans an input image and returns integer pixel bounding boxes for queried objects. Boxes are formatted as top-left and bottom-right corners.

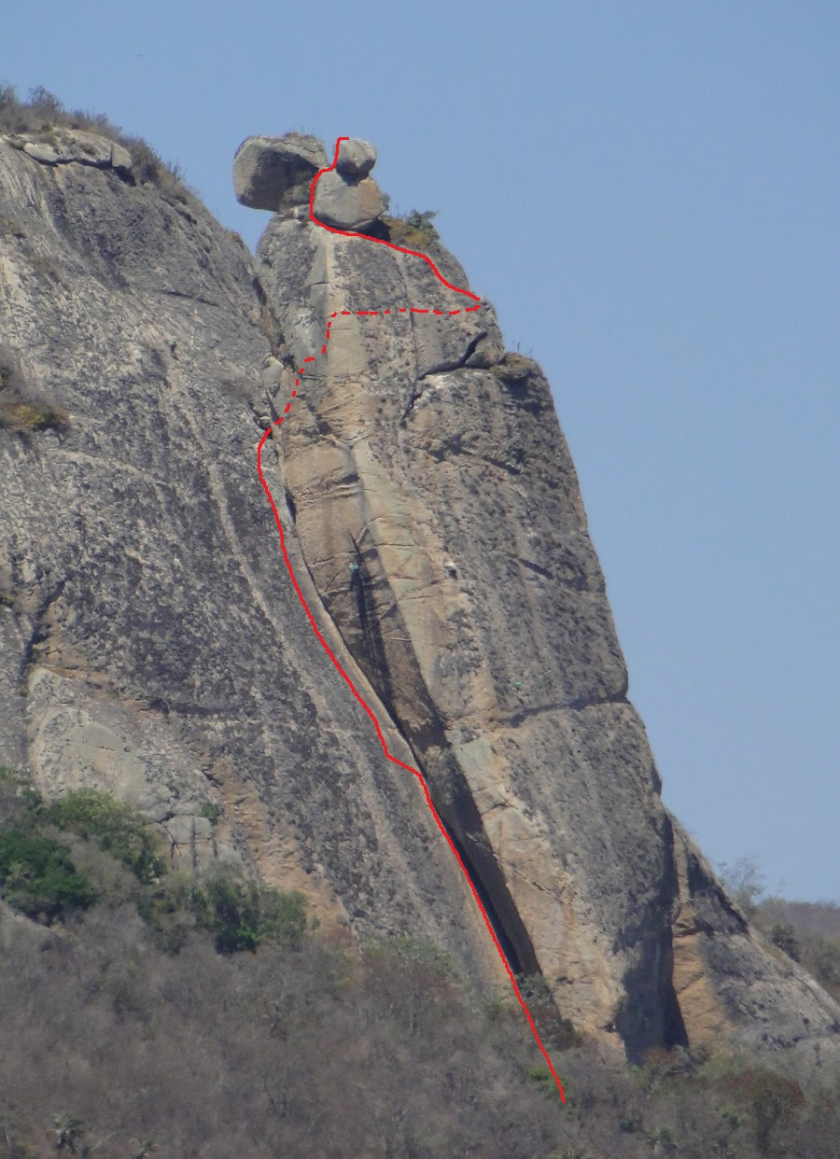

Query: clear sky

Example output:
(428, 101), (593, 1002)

(3, 2), (838, 901)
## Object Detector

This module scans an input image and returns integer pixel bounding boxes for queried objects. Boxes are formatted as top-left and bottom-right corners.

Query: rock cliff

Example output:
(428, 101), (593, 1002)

(1, 127), (838, 1075)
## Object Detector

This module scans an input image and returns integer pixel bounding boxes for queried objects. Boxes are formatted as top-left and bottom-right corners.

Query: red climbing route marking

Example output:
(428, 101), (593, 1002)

(256, 136), (567, 1103)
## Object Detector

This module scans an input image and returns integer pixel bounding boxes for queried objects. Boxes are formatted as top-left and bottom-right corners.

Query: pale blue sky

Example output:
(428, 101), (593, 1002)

(4, 2), (838, 901)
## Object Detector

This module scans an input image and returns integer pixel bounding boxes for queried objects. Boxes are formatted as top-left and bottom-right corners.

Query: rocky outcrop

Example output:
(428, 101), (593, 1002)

(336, 138), (376, 178)
(232, 134), (386, 229)
(7, 128), (132, 174)
(233, 134), (327, 211)
(312, 167), (385, 231)
(0, 132), (503, 991)
(0, 124), (838, 1080)
(253, 137), (840, 1072)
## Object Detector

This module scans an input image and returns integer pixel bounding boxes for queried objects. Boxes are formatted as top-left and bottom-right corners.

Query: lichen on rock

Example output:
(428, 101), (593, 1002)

(0, 122), (837, 1084)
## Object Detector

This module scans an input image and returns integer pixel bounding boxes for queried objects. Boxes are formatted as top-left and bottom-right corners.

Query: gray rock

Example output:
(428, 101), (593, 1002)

(336, 138), (377, 178)
(255, 202), (840, 1074)
(312, 169), (385, 231)
(233, 134), (327, 211)
(20, 128), (116, 168)
(0, 135), (500, 990)
(1, 128), (838, 1081)
(110, 141), (133, 174)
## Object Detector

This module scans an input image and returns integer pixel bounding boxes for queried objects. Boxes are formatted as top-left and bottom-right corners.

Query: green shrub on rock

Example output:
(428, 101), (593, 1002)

(46, 788), (166, 883)
(770, 922), (802, 961)
(190, 867), (308, 954)
(0, 766), (46, 830)
(382, 209), (440, 250)
(0, 828), (96, 921)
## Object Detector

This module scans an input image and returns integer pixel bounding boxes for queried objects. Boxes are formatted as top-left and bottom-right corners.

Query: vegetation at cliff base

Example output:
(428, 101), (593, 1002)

(0, 767), (837, 1157)
(0, 769), (310, 962)
(45, 788), (167, 884)
(0, 828), (96, 921)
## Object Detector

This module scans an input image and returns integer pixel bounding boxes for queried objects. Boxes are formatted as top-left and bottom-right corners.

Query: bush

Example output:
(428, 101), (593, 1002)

(190, 868), (308, 954)
(516, 973), (582, 1051)
(719, 854), (766, 918)
(770, 922), (801, 961)
(362, 933), (460, 981)
(0, 345), (69, 434)
(0, 398), (68, 433)
(136, 871), (201, 954)
(46, 789), (166, 883)
(798, 932), (840, 1002)
(0, 828), (96, 921)
(198, 800), (223, 826)
(0, 766), (45, 830)
(490, 351), (539, 385)
(722, 1068), (806, 1155)
(382, 208), (441, 250)
(0, 84), (193, 200)
(752, 895), (840, 1002)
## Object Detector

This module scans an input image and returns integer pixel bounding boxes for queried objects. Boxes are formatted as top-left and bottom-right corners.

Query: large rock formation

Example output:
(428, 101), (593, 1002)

(253, 138), (840, 1071)
(0, 126), (838, 1078)
(0, 130), (500, 987)
(233, 133), (327, 211)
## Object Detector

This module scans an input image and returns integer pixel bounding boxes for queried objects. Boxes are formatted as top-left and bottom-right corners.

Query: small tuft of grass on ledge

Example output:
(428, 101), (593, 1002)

(0, 398), (69, 433)
(489, 352), (538, 385)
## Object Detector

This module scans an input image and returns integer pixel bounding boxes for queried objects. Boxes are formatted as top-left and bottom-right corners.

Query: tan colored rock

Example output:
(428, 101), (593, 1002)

(0, 135), (504, 990)
(110, 141), (133, 174)
(0, 126), (837, 1082)
(255, 203), (840, 1071)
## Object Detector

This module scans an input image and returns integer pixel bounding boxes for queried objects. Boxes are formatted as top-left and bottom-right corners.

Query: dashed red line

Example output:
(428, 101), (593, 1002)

(256, 136), (566, 1103)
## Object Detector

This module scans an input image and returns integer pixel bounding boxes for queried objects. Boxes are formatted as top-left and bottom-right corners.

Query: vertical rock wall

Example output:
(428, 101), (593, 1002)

(253, 139), (840, 1069)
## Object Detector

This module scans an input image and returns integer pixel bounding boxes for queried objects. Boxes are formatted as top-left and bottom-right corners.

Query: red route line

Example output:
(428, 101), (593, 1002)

(256, 136), (567, 1103)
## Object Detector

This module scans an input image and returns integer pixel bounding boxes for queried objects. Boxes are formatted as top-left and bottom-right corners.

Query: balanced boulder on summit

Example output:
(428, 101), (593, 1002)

(233, 133), (327, 211)
(335, 137), (377, 178)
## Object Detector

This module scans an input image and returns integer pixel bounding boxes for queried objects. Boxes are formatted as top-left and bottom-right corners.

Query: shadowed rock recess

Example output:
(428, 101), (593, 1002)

(1, 128), (838, 1075)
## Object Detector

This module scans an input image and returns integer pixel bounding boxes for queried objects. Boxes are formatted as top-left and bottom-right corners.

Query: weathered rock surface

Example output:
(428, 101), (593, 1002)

(336, 138), (377, 178)
(0, 125), (837, 1081)
(0, 134), (503, 989)
(312, 169), (385, 231)
(255, 150), (840, 1072)
(9, 128), (132, 174)
(233, 134), (327, 211)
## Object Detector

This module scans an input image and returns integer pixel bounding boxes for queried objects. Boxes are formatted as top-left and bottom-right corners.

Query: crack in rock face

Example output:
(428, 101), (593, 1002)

(253, 134), (840, 1072)
(0, 125), (837, 1081)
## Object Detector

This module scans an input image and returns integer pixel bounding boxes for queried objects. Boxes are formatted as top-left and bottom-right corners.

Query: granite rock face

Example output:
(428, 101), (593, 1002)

(0, 135), (502, 987)
(0, 127), (838, 1078)
(254, 143), (840, 1071)
(8, 128), (132, 174)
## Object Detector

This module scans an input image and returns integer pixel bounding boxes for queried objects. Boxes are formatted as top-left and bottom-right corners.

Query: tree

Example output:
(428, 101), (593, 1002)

(770, 922), (801, 961)
(718, 855), (766, 918)
(52, 1114), (83, 1154)
(726, 1069), (805, 1156)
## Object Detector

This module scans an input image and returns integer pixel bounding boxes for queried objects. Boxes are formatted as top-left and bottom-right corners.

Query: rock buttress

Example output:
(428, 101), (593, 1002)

(0, 134), (505, 994)
(256, 201), (840, 1071)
